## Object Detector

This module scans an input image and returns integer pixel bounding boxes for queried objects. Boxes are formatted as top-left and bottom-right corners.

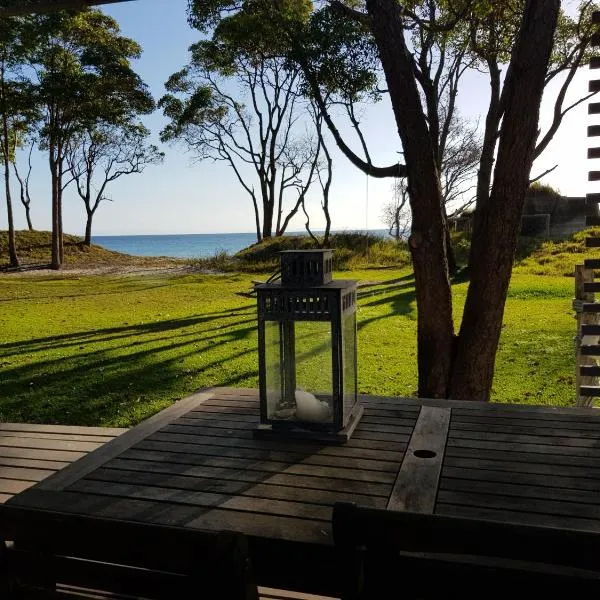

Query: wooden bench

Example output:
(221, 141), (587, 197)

(332, 502), (600, 599)
(0, 504), (259, 599)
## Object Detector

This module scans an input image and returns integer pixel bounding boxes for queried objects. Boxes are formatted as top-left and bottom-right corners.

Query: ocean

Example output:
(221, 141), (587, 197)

(92, 233), (258, 259)
(92, 231), (390, 259)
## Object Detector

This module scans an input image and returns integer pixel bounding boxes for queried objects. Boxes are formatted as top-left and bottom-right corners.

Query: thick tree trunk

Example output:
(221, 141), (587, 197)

(449, 0), (560, 401)
(367, 0), (454, 398)
(262, 197), (273, 239)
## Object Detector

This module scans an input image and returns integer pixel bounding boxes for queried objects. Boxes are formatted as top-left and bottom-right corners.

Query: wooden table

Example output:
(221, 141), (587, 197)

(4, 387), (600, 595)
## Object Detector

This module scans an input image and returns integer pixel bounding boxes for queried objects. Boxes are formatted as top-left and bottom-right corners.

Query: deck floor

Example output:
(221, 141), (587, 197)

(0, 420), (337, 600)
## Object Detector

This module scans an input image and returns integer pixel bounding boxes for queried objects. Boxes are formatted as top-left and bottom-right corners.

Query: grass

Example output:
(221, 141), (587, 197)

(0, 227), (591, 426)
(0, 262), (579, 427)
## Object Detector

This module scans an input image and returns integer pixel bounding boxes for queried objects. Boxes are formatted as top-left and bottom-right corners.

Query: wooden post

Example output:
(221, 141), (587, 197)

(575, 265), (598, 407)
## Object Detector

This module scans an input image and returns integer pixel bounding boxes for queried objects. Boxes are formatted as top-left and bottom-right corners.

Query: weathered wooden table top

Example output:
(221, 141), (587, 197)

(6, 387), (600, 543)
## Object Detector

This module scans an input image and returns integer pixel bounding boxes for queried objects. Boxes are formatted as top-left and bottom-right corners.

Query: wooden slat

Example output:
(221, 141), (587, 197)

(451, 419), (600, 439)
(163, 423), (411, 449)
(593, 10), (600, 24)
(0, 436), (102, 452)
(258, 588), (337, 600)
(583, 281), (600, 292)
(436, 502), (600, 533)
(579, 386), (600, 397)
(95, 460), (393, 497)
(588, 148), (600, 160)
(586, 237), (600, 247)
(125, 444), (400, 475)
(143, 432), (405, 463)
(0, 478), (33, 495)
(580, 365), (600, 377)
(442, 463), (600, 491)
(581, 323), (600, 335)
(0, 446), (86, 462)
(80, 467), (387, 509)
(69, 478), (332, 522)
(443, 456), (600, 481)
(37, 390), (214, 492)
(589, 172), (600, 181)
(446, 445), (600, 469)
(0, 456), (70, 470)
(589, 124), (600, 136)
(437, 489), (600, 520)
(0, 423), (126, 437)
(579, 344), (600, 355)
(0, 465), (55, 482)
(448, 429), (600, 449)
(586, 193), (600, 204)
(0, 431), (115, 443)
(111, 456), (393, 490)
(590, 58), (600, 71)
(387, 406), (450, 513)
(590, 79), (600, 93)
(447, 436), (600, 458)
(439, 477), (600, 506)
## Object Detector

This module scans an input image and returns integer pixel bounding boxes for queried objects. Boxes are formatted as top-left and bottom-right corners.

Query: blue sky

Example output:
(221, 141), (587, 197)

(0, 0), (594, 236)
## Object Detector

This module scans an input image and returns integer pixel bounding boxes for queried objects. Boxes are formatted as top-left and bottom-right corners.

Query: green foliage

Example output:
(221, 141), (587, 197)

(32, 9), (154, 146)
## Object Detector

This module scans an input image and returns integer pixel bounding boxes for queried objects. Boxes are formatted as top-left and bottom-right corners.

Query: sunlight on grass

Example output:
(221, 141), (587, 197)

(0, 266), (579, 426)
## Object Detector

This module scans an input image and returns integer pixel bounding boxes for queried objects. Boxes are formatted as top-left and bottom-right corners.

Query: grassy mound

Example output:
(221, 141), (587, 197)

(0, 230), (183, 270)
(514, 227), (600, 276)
(191, 232), (413, 273)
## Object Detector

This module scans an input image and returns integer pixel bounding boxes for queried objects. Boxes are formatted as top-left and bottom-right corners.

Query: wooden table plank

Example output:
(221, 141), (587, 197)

(108, 457), (394, 494)
(36, 391), (214, 491)
(85, 466), (388, 508)
(387, 406), (450, 513)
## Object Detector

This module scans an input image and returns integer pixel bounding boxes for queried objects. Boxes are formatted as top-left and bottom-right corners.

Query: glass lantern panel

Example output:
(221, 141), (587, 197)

(264, 320), (283, 420)
(342, 310), (357, 424)
(294, 321), (334, 424)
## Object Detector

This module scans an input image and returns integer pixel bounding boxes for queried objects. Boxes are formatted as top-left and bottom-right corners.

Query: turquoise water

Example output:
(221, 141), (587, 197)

(92, 233), (257, 259)
(92, 230), (390, 259)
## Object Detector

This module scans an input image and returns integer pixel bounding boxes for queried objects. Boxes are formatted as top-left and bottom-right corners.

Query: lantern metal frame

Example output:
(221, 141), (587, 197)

(254, 250), (363, 444)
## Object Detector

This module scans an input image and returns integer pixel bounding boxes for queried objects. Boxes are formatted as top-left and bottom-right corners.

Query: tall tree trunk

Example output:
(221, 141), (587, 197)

(449, 0), (560, 401)
(57, 152), (64, 263)
(50, 149), (60, 270)
(2, 112), (18, 268)
(367, 0), (454, 398)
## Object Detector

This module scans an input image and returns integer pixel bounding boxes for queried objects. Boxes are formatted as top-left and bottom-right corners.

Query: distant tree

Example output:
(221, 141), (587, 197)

(160, 37), (324, 243)
(0, 16), (37, 267)
(31, 9), (154, 269)
(65, 123), (163, 246)
(382, 177), (409, 241)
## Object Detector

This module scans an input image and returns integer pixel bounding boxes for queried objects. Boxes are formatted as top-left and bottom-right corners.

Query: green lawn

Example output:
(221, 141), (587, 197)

(0, 267), (578, 427)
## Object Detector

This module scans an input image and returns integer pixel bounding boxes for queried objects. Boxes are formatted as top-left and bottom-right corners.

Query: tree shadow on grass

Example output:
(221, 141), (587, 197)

(0, 308), (259, 427)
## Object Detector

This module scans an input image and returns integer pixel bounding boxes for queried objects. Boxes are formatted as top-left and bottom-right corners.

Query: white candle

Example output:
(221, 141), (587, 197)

(295, 389), (330, 422)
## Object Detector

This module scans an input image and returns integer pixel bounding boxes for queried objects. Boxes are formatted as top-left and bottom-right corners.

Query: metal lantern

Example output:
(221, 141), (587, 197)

(254, 250), (363, 443)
